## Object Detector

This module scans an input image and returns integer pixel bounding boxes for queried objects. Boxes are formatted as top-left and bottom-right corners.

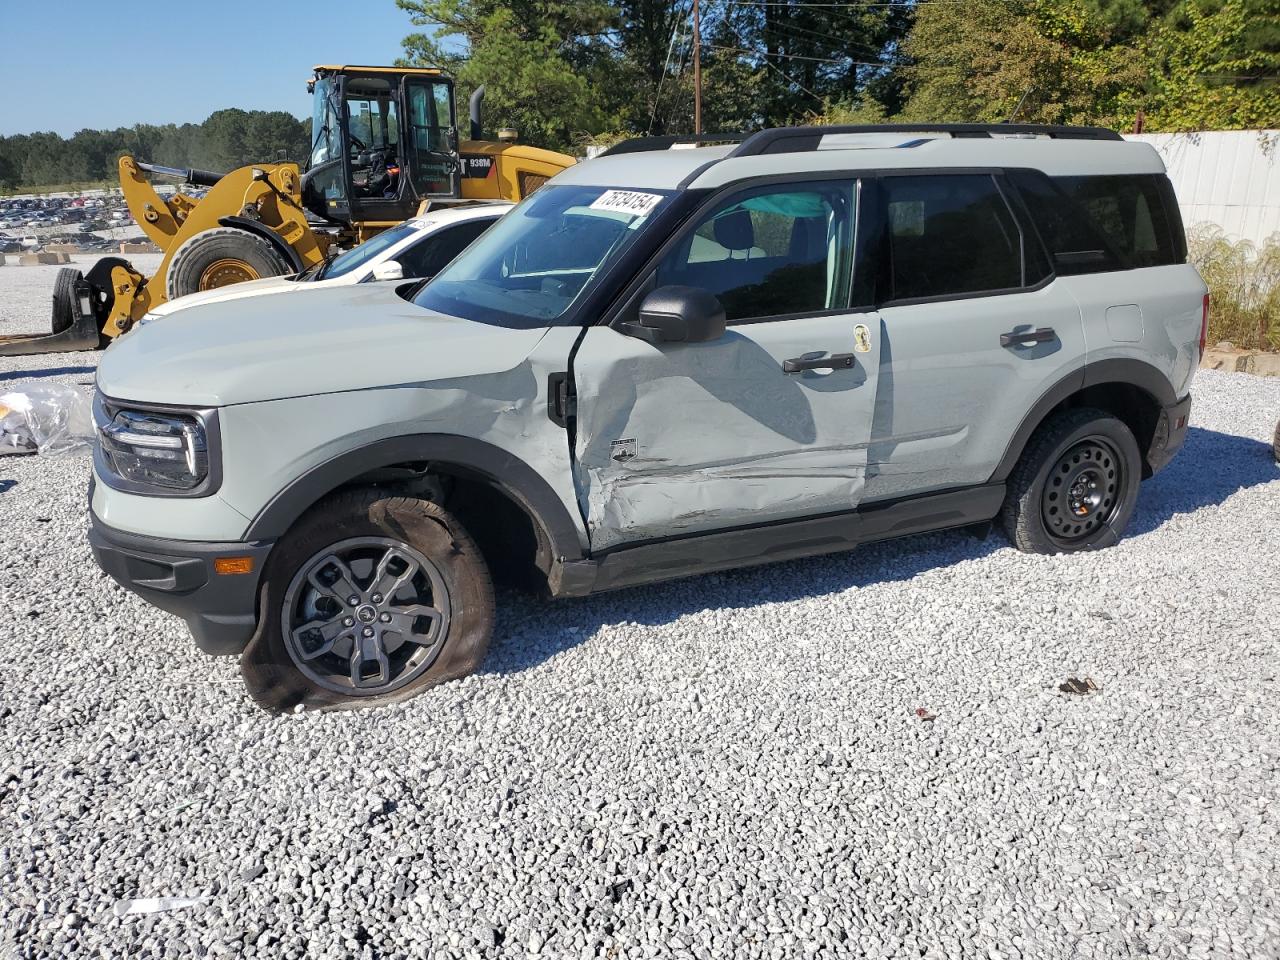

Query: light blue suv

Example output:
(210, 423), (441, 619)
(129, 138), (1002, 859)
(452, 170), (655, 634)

(89, 124), (1207, 710)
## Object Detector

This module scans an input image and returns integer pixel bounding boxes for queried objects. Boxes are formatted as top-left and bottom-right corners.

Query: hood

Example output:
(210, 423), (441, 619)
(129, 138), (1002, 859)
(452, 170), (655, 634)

(147, 274), (300, 316)
(97, 282), (550, 407)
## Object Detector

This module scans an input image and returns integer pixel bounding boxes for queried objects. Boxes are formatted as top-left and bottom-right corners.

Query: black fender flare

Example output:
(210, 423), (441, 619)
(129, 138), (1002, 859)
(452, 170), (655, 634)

(243, 434), (587, 563)
(989, 357), (1178, 483)
(216, 215), (307, 274)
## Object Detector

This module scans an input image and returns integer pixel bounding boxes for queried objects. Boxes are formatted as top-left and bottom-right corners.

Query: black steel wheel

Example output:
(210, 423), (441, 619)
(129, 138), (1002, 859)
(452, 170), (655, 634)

(241, 489), (494, 712)
(1000, 407), (1142, 554)
(1040, 437), (1125, 546)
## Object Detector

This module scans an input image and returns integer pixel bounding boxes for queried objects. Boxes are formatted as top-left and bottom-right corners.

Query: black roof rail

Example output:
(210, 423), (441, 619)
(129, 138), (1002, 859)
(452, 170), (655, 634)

(599, 133), (750, 157)
(727, 123), (1124, 157)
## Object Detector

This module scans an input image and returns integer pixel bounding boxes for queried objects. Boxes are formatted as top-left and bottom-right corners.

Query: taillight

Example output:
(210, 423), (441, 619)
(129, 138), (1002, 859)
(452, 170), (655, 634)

(1199, 293), (1210, 357)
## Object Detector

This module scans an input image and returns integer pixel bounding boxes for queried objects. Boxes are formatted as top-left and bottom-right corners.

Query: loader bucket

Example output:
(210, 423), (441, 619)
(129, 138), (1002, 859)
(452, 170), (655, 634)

(0, 268), (102, 356)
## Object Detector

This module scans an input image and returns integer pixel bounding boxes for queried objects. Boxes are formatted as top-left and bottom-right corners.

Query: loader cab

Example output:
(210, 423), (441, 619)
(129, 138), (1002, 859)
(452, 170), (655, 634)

(303, 66), (460, 228)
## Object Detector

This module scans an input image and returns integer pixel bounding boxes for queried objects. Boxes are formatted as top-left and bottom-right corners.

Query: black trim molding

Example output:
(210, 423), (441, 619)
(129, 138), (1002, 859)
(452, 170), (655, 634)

(244, 434), (587, 562)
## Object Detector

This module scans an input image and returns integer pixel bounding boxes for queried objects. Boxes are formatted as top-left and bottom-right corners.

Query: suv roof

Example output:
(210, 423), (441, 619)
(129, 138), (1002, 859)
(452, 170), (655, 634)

(559, 124), (1165, 192)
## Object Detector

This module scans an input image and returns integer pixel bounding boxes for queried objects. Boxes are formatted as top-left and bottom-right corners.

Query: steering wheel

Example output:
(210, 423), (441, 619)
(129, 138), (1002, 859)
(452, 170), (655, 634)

(348, 133), (368, 151)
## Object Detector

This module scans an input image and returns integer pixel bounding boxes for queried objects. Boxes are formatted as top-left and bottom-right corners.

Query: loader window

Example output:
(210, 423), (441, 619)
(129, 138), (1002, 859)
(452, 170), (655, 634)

(405, 80), (455, 197)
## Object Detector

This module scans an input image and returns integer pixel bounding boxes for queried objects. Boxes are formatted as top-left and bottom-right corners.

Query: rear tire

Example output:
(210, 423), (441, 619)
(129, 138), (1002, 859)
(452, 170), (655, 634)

(240, 489), (495, 713)
(1000, 407), (1141, 554)
(165, 227), (291, 300)
(50, 268), (82, 334)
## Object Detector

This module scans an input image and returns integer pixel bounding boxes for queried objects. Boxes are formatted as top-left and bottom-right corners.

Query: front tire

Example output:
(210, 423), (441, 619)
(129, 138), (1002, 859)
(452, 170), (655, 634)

(165, 227), (292, 300)
(1000, 407), (1142, 554)
(240, 489), (495, 712)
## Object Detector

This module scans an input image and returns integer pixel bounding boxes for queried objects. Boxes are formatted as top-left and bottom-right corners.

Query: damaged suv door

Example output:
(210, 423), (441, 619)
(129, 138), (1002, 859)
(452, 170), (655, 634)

(571, 179), (882, 549)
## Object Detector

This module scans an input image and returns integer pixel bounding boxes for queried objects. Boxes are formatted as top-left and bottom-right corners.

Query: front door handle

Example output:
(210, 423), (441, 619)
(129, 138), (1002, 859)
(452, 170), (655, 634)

(782, 353), (856, 374)
(1000, 327), (1056, 347)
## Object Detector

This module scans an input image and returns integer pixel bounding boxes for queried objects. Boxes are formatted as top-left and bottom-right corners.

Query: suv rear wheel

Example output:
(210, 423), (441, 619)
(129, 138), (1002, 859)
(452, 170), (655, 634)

(240, 489), (495, 712)
(1000, 407), (1141, 554)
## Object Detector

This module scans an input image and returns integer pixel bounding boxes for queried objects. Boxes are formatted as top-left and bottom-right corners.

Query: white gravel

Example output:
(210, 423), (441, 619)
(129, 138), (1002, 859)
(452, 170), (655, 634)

(2, 262), (1279, 959)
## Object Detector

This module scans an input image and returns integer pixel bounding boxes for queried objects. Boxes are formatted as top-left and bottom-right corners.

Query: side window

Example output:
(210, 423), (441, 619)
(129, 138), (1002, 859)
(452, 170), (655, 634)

(881, 175), (1025, 301)
(654, 181), (854, 322)
(397, 219), (495, 278)
(1053, 175), (1180, 269)
(1006, 170), (1119, 275)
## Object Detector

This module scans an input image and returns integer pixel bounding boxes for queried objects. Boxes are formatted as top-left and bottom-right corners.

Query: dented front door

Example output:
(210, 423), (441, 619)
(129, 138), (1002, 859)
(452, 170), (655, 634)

(571, 312), (882, 551)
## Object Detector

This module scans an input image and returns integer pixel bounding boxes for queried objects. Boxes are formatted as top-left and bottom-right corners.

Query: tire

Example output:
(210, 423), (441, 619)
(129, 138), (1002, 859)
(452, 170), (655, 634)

(999, 407), (1142, 554)
(1272, 419), (1279, 463)
(240, 489), (495, 713)
(164, 227), (292, 300)
(50, 267), (83, 334)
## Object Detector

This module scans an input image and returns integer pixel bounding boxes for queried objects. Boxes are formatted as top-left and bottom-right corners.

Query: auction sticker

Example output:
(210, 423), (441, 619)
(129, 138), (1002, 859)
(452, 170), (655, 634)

(589, 190), (664, 218)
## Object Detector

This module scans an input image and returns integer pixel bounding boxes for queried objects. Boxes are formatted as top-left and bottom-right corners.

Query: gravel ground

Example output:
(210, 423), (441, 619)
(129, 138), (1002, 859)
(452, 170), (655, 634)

(2, 262), (1279, 960)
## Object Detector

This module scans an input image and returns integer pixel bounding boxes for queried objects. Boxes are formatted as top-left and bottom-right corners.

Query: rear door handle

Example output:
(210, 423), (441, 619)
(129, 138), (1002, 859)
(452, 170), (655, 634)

(782, 353), (856, 373)
(1000, 327), (1056, 347)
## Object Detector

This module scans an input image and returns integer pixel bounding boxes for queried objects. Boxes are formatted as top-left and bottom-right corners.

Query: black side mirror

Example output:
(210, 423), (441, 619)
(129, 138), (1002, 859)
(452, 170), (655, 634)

(620, 285), (726, 344)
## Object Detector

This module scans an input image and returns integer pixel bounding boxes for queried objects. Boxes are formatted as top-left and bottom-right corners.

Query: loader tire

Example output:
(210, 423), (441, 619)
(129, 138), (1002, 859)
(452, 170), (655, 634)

(50, 268), (83, 334)
(165, 227), (291, 300)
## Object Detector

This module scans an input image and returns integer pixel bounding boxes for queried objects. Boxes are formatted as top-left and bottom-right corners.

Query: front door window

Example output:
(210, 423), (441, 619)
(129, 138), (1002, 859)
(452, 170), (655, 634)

(404, 80), (457, 198)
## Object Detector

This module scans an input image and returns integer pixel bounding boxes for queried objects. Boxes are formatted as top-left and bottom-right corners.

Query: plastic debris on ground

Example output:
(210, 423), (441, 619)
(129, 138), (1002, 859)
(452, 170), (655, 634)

(0, 382), (94, 456)
(111, 896), (211, 918)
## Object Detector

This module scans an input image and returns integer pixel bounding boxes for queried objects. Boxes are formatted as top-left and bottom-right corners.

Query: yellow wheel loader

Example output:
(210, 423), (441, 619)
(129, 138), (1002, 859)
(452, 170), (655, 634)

(0, 66), (574, 356)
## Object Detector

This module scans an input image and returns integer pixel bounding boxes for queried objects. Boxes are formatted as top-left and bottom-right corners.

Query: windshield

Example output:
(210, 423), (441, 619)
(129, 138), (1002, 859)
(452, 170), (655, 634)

(309, 77), (342, 169)
(414, 185), (672, 327)
(317, 221), (420, 281)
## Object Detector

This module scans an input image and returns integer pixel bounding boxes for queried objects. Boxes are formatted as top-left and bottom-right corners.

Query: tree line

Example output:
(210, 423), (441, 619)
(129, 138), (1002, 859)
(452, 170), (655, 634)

(1, 0), (1275, 191)
(0, 109), (309, 191)
(398, 0), (1279, 151)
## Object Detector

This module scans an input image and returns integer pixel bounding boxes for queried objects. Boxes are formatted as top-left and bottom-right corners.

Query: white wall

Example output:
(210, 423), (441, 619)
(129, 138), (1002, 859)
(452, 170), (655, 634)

(1125, 130), (1280, 246)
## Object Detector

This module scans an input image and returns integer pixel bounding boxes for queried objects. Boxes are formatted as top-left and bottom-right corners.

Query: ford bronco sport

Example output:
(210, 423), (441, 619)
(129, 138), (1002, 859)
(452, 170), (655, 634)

(89, 124), (1207, 711)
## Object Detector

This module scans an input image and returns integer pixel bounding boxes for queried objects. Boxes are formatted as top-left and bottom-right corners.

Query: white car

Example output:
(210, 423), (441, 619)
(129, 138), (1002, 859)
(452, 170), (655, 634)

(142, 202), (512, 319)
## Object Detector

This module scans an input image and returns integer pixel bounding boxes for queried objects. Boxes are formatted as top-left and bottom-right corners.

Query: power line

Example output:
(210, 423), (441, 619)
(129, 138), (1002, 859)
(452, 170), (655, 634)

(648, 6), (688, 134)
(706, 42), (886, 68)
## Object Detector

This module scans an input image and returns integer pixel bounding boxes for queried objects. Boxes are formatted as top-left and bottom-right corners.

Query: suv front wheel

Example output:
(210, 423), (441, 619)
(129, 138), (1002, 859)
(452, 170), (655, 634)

(240, 489), (495, 712)
(1000, 407), (1142, 554)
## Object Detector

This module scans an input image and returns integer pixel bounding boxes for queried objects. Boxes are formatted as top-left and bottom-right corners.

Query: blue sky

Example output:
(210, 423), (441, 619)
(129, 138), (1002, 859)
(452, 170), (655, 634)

(2, 0), (425, 136)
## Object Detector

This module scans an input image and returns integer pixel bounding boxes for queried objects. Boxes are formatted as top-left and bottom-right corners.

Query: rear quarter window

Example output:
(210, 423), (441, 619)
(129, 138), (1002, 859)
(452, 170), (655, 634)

(1010, 172), (1186, 274)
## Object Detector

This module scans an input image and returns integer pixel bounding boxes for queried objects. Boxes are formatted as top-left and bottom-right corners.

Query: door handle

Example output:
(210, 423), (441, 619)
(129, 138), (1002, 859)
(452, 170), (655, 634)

(999, 327), (1056, 347)
(782, 353), (856, 374)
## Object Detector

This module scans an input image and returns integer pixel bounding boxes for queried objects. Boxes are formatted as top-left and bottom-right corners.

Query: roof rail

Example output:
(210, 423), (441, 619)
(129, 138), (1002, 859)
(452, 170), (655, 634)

(727, 123), (1123, 157)
(599, 133), (749, 157)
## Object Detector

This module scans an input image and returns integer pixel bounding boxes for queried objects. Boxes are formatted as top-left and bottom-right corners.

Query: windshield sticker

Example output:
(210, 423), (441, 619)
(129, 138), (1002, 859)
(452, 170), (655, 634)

(589, 190), (664, 219)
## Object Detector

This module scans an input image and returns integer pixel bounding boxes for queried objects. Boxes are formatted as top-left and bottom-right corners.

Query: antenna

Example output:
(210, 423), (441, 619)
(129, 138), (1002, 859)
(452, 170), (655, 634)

(1007, 87), (1034, 124)
(693, 0), (702, 135)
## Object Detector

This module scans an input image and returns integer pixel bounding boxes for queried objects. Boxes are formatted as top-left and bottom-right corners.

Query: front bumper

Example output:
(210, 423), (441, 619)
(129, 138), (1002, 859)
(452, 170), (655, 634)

(88, 513), (273, 655)
(1147, 393), (1192, 475)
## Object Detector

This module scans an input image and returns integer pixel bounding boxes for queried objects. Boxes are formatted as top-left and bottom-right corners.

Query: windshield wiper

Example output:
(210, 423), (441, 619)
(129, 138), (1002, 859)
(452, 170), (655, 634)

(311, 251), (340, 281)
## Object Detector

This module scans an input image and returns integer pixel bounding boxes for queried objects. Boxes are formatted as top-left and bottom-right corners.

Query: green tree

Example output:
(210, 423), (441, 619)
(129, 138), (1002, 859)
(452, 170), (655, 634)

(900, 0), (1278, 131)
(397, 0), (618, 150)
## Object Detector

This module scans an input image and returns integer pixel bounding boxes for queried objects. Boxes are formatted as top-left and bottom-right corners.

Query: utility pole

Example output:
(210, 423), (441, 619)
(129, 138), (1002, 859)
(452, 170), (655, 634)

(693, 0), (702, 135)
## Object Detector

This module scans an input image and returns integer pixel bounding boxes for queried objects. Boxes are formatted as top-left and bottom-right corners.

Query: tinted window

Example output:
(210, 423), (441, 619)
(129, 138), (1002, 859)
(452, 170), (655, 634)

(397, 218), (495, 278)
(1010, 172), (1184, 274)
(654, 181), (854, 322)
(881, 175), (1024, 301)
(1056, 175), (1181, 269)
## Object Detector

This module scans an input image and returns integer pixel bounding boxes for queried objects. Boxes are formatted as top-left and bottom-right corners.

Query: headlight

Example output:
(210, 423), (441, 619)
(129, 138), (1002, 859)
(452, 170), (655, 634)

(97, 402), (214, 492)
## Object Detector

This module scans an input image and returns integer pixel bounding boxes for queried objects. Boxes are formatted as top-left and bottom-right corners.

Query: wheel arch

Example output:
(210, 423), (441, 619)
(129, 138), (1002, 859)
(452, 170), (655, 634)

(244, 434), (587, 573)
(991, 358), (1178, 484)
(216, 215), (307, 273)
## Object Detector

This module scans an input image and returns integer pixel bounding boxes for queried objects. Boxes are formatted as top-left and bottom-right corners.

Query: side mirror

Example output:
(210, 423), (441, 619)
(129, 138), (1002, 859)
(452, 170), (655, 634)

(621, 285), (726, 344)
(371, 260), (404, 281)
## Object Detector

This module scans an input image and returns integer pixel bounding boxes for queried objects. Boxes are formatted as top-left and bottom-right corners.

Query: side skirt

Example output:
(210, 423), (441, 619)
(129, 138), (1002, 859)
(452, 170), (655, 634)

(553, 482), (1007, 597)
